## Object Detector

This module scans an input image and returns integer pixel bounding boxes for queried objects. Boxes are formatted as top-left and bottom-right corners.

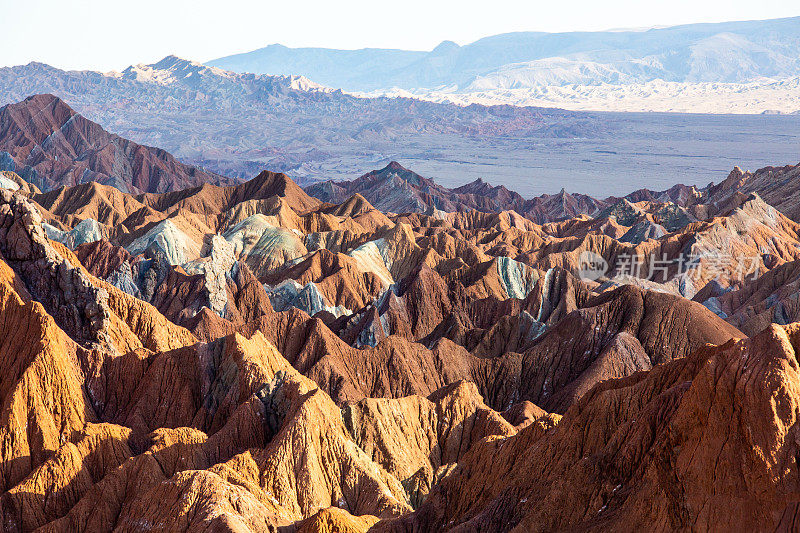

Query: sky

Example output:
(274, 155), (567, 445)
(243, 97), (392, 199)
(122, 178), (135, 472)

(2, 0), (799, 71)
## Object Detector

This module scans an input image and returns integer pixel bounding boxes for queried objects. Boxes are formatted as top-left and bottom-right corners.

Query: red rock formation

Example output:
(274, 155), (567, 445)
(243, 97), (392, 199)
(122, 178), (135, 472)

(376, 323), (800, 532)
(306, 161), (607, 223)
(701, 259), (800, 336)
(0, 94), (236, 193)
(74, 239), (133, 279)
(707, 163), (800, 221)
(5, 142), (800, 532)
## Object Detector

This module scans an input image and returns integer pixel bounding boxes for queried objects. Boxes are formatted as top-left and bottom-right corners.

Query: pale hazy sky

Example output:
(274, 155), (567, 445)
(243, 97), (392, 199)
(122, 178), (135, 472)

(2, 0), (799, 71)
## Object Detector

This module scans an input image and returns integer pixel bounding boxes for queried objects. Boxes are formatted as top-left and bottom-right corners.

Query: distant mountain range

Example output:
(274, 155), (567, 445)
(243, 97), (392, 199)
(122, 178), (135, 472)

(2, 55), (798, 196)
(306, 160), (800, 226)
(0, 56), (583, 188)
(209, 17), (800, 92)
(305, 161), (607, 222)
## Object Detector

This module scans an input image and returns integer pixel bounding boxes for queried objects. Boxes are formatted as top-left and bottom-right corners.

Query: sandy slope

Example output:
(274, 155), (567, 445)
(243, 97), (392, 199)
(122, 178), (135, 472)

(357, 77), (800, 115)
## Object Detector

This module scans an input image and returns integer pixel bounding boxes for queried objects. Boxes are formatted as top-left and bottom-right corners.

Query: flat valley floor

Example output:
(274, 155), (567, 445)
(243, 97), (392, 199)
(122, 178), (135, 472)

(322, 112), (800, 198)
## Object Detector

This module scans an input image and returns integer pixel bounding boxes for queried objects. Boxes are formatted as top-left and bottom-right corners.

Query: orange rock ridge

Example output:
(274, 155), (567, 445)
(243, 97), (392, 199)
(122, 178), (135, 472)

(2, 157), (800, 532)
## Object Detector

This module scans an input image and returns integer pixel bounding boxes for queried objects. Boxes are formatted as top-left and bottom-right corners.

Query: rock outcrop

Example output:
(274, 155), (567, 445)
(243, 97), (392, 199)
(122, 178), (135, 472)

(3, 148), (800, 532)
(376, 323), (800, 531)
(0, 94), (235, 193)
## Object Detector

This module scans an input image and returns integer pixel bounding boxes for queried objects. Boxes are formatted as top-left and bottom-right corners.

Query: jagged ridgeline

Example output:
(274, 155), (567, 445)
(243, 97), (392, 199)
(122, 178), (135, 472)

(3, 132), (800, 530)
(3, 86), (800, 529)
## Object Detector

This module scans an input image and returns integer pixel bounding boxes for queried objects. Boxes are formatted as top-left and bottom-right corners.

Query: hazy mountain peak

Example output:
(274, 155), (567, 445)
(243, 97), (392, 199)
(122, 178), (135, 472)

(122, 55), (235, 85)
(210, 16), (800, 93)
(118, 54), (333, 94)
(152, 54), (189, 68)
(432, 40), (460, 54)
